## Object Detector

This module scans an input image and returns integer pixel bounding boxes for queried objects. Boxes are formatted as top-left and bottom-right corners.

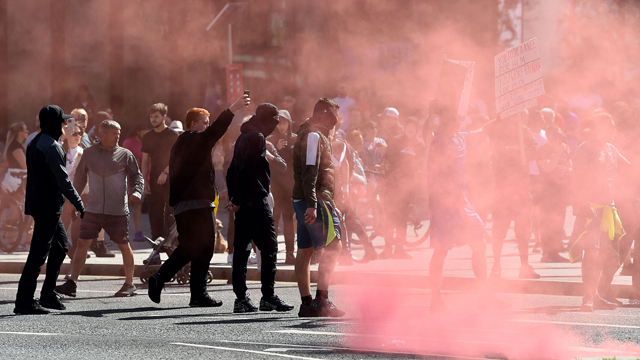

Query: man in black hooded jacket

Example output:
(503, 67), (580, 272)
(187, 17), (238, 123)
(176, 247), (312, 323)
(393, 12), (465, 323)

(226, 103), (294, 313)
(147, 95), (248, 307)
(15, 105), (85, 314)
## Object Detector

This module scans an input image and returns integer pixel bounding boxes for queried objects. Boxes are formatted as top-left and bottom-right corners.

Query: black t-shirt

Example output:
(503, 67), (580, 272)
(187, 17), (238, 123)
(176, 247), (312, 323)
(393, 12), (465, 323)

(141, 127), (179, 186)
(7, 140), (25, 168)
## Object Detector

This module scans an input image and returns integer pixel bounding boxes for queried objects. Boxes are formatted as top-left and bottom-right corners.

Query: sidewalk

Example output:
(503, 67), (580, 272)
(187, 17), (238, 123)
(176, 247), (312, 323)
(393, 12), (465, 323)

(0, 209), (635, 298)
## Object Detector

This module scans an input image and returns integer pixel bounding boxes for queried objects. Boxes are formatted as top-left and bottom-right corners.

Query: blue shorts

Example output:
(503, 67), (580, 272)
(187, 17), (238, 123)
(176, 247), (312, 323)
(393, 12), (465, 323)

(293, 199), (341, 250)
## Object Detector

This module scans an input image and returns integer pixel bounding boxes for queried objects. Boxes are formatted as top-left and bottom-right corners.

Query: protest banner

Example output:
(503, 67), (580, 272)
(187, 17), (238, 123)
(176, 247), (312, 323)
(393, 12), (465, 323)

(494, 37), (545, 118)
(446, 59), (475, 116)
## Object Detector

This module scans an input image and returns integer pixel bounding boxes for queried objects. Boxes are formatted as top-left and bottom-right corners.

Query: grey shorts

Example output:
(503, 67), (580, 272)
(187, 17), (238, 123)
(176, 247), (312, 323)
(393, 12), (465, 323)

(79, 212), (130, 244)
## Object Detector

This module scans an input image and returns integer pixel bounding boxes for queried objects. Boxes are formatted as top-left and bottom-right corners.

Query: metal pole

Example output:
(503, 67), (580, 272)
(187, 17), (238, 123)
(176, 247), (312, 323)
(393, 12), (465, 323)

(228, 23), (233, 64)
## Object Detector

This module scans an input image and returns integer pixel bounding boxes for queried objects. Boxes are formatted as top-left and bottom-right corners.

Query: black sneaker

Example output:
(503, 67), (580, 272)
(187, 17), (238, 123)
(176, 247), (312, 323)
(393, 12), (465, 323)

(313, 299), (345, 317)
(114, 284), (138, 297)
(360, 247), (378, 263)
(91, 241), (116, 258)
(593, 295), (618, 310)
(234, 296), (258, 313)
(39, 293), (66, 310)
(298, 303), (320, 317)
(580, 295), (593, 312)
(260, 295), (294, 312)
(379, 247), (394, 259)
(55, 279), (77, 298)
(147, 274), (164, 304)
(14, 300), (50, 315)
(190, 293), (223, 307)
(518, 264), (541, 279)
(599, 292), (623, 306)
(393, 248), (413, 260)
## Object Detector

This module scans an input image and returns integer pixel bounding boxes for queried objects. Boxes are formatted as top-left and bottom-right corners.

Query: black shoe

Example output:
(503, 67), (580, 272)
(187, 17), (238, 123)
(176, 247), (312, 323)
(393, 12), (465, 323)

(360, 247), (378, 262)
(620, 265), (634, 276)
(190, 293), (223, 307)
(91, 241), (116, 258)
(114, 284), (138, 297)
(148, 274), (164, 304)
(580, 295), (593, 312)
(14, 300), (50, 315)
(298, 303), (320, 317)
(260, 295), (294, 312)
(518, 264), (541, 279)
(234, 296), (258, 313)
(599, 292), (623, 306)
(55, 279), (77, 298)
(312, 299), (345, 317)
(593, 295), (618, 310)
(540, 253), (571, 263)
(284, 252), (295, 265)
(379, 247), (393, 259)
(39, 293), (66, 310)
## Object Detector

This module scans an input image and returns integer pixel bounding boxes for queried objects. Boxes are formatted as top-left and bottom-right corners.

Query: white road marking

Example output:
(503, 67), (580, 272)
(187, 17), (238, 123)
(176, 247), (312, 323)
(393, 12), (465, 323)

(172, 342), (325, 360)
(269, 329), (351, 336)
(0, 331), (60, 336)
(512, 319), (640, 329)
(264, 348), (332, 352)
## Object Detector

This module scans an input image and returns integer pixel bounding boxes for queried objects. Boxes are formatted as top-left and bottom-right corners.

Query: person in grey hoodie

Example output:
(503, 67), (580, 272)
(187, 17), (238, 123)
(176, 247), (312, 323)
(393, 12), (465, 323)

(55, 120), (143, 298)
(15, 105), (84, 315)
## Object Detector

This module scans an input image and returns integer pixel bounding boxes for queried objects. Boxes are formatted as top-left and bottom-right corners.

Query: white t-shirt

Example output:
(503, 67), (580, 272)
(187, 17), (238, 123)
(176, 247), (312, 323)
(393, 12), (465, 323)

(66, 147), (79, 178)
(529, 129), (547, 175)
(333, 96), (356, 132)
(569, 92), (603, 111)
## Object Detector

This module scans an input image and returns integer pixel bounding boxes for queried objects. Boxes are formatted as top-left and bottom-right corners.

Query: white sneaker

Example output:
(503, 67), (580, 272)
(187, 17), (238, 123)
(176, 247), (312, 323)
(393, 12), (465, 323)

(248, 252), (258, 265)
(227, 253), (233, 264)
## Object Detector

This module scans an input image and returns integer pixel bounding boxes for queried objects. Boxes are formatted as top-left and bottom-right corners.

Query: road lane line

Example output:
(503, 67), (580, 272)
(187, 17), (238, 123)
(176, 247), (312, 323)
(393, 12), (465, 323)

(172, 342), (325, 360)
(512, 319), (640, 329)
(0, 331), (60, 336)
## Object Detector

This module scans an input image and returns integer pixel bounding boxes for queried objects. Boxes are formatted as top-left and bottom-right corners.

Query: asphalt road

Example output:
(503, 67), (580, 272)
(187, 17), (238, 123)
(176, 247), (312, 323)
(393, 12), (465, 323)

(1, 274), (640, 360)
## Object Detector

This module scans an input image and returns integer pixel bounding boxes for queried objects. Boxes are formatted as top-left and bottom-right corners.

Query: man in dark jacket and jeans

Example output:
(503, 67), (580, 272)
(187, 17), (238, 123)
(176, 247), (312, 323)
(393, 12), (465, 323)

(147, 95), (248, 307)
(226, 103), (294, 313)
(15, 105), (85, 314)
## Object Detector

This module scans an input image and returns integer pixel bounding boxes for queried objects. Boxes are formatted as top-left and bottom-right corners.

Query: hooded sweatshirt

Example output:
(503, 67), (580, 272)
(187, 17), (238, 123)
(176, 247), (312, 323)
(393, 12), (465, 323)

(227, 103), (280, 205)
(26, 109), (84, 216)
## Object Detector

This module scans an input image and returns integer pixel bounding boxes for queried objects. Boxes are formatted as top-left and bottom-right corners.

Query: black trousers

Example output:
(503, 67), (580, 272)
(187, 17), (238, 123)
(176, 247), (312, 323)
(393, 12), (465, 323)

(232, 197), (278, 299)
(148, 184), (174, 240)
(156, 208), (215, 297)
(16, 214), (68, 304)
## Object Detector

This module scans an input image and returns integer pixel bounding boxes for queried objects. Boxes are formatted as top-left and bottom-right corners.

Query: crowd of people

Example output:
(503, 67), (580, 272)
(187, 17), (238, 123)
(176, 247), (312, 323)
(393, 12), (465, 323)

(5, 78), (640, 316)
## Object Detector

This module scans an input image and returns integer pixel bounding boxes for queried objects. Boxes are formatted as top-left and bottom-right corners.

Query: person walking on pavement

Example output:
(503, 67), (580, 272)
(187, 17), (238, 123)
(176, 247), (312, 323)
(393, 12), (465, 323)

(226, 103), (294, 313)
(293, 98), (345, 317)
(147, 95), (249, 307)
(14, 105), (85, 314)
(141, 103), (179, 241)
(55, 120), (144, 298)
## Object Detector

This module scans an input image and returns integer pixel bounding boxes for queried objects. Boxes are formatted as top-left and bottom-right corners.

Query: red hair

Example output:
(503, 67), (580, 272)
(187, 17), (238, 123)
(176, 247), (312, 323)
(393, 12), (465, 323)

(185, 108), (211, 130)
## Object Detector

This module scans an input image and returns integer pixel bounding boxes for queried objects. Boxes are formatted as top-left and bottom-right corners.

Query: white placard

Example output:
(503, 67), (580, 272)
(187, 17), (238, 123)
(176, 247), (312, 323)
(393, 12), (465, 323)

(494, 38), (545, 118)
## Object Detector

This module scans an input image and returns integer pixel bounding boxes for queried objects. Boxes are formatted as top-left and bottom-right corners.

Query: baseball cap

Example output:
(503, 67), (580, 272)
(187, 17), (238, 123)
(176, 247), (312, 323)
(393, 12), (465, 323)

(39, 105), (72, 124)
(277, 109), (291, 122)
(380, 107), (400, 119)
(170, 120), (184, 132)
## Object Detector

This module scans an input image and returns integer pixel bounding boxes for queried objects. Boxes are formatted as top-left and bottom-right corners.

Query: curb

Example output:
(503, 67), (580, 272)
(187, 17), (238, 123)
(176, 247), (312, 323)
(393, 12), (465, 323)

(0, 262), (634, 298)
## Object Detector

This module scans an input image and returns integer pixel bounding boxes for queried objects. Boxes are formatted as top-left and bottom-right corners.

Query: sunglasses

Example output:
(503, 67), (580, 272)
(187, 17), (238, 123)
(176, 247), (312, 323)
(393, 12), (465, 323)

(72, 131), (83, 136)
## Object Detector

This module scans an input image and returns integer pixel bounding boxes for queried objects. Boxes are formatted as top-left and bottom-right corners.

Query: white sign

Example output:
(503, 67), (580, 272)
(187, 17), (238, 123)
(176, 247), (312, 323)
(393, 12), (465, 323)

(446, 59), (475, 116)
(494, 38), (545, 118)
